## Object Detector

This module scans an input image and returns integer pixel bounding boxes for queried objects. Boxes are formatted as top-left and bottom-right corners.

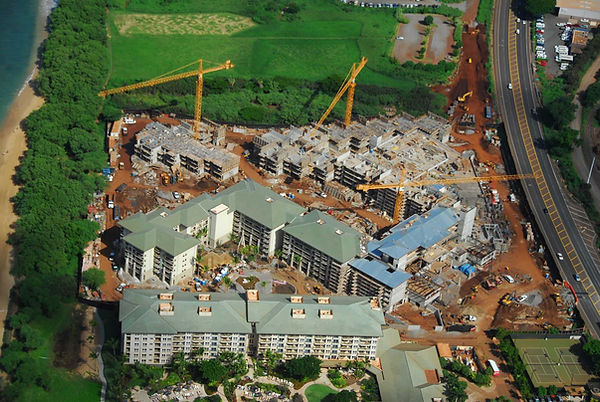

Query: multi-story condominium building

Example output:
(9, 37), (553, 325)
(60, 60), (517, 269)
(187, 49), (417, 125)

(119, 180), (305, 285)
(346, 258), (411, 311)
(120, 208), (201, 286)
(120, 291), (252, 364)
(281, 210), (362, 293)
(119, 289), (385, 365)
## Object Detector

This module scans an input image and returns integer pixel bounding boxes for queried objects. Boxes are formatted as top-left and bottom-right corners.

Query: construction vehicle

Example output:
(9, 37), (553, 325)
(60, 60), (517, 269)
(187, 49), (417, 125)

(467, 58), (472, 63)
(98, 59), (234, 140)
(160, 173), (169, 186)
(310, 57), (368, 136)
(458, 91), (473, 102)
(356, 172), (537, 223)
(500, 293), (512, 305)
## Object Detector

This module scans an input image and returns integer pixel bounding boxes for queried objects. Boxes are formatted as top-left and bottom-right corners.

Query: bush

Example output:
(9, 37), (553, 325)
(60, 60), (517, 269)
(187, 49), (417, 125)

(424, 15), (434, 25)
(327, 369), (347, 388)
(284, 356), (322, 381)
(476, 0), (494, 26)
(398, 5), (463, 18)
(495, 329), (534, 398)
(82, 268), (106, 290)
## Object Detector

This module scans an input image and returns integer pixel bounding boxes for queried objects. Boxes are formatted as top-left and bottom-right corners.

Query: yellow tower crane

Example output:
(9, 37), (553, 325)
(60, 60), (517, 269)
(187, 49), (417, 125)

(98, 59), (234, 140)
(356, 173), (537, 223)
(310, 57), (368, 136)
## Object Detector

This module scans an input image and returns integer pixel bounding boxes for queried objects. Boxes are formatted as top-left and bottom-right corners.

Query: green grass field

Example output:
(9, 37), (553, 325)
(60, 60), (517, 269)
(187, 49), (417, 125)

(305, 384), (338, 402)
(18, 304), (101, 402)
(513, 337), (592, 388)
(107, 0), (412, 89)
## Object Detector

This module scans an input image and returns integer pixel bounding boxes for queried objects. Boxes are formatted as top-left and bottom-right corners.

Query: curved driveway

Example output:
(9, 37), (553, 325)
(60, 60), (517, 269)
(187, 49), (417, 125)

(493, 0), (600, 338)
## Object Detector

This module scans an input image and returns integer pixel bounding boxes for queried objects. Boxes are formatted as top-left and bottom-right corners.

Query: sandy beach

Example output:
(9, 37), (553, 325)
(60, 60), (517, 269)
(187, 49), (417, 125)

(0, 77), (44, 341)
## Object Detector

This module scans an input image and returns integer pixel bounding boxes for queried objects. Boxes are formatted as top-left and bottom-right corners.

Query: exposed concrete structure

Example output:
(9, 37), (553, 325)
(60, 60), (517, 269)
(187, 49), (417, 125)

(134, 121), (239, 181)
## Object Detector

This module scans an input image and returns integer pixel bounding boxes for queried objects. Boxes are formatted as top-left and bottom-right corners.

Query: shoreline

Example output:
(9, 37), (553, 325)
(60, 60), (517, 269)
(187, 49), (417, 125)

(0, 0), (51, 342)
(0, 74), (44, 341)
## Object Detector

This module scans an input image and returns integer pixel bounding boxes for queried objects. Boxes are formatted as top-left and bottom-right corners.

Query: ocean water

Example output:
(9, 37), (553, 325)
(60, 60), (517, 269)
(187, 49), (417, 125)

(0, 0), (46, 127)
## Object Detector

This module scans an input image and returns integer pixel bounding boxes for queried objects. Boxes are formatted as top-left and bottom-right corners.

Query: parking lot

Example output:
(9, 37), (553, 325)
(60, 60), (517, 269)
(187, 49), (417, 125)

(539, 13), (571, 77)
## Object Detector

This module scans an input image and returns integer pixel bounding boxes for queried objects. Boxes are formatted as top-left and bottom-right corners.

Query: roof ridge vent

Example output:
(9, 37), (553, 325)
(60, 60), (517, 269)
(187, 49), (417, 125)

(317, 219), (325, 225)
(160, 212), (168, 218)
(335, 229), (343, 235)
(266, 197), (273, 203)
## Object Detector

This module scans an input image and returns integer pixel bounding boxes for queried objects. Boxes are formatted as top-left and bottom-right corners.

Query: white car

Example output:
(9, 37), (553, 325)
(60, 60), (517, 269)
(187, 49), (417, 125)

(557, 252), (564, 261)
(396, 36), (404, 40)
(504, 274), (515, 284)
(508, 82), (513, 90)
(516, 29), (520, 35)
(173, 191), (181, 200)
(517, 295), (528, 303)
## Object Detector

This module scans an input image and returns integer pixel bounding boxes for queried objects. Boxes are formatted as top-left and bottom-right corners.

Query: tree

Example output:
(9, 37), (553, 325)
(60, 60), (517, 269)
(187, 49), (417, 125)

(19, 325), (42, 350)
(285, 356), (321, 381)
(104, 337), (120, 356)
(524, 0), (556, 16)
(170, 351), (190, 381)
(293, 255), (302, 267)
(583, 338), (600, 375)
(262, 350), (283, 374)
(328, 369), (347, 388)
(198, 359), (227, 384)
(541, 96), (575, 130)
(424, 15), (434, 25)
(8, 312), (31, 330)
(538, 386), (547, 397)
(323, 390), (357, 402)
(443, 371), (468, 402)
(82, 268), (106, 290)
(360, 377), (380, 402)
(548, 384), (558, 395)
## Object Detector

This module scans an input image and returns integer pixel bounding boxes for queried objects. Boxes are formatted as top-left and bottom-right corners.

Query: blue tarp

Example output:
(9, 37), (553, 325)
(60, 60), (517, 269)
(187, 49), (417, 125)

(455, 263), (476, 277)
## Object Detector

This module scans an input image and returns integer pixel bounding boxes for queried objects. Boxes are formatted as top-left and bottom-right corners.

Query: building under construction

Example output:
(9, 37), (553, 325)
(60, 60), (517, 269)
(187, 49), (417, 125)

(251, 113), (458, 219)
(134, 121), (239, 181)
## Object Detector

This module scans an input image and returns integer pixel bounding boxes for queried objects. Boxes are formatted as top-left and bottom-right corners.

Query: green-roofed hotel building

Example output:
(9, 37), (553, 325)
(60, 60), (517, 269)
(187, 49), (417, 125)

(120, 289), (385, 365)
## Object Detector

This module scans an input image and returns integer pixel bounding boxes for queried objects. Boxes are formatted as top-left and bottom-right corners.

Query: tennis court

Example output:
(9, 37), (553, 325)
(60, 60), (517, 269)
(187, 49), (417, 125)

(513, 337), (592, 387)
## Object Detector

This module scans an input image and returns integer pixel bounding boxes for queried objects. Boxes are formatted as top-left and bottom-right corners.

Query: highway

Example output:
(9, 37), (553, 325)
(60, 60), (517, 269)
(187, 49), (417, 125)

(493, 0), (600, 338)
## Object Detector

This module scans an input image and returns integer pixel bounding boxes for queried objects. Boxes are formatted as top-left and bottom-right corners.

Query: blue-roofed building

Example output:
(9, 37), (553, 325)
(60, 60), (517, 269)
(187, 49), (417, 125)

(344, 207), (465, 310)
(346, 258), (411, 310)
(368, 207), (461, 271)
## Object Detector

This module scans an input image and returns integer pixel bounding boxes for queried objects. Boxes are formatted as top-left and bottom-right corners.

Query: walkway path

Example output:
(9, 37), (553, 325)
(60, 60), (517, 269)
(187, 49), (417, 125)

(572, 54), (600, 213)
(570, 55), (600, 131)
(94, 308), (107, 402)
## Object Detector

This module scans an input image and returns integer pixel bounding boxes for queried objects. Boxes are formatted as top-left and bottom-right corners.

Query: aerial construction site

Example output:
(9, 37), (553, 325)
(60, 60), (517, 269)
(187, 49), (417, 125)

(82, 50), (579, 398)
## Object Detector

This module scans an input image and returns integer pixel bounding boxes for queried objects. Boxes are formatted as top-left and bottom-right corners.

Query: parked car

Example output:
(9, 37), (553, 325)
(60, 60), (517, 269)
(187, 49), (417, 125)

(517, 294), (528, 303)
(557, 252), (564, 261)
(575, 273), (581, 282)
(173, 191), (181, 200)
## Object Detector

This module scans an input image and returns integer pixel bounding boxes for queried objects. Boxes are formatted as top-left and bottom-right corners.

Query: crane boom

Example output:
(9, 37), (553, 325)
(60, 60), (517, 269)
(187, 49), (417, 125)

(97, 59), (234, 140)
(356, 173), (536, 191)
(357, 173), (537, 223)
(310, 57), (368, 136)
(97, 60), (234, 96)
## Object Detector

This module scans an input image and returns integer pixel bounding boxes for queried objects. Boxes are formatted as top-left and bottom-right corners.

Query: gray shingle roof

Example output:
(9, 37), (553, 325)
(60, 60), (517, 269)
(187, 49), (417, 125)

(283, 210), (362, 263)
(371, 328), (445, 402)
(120, 290), (384, 338)
(212, 179), (305, 229)
(120, 289), (251, 334)
(248, 294), (385, 337)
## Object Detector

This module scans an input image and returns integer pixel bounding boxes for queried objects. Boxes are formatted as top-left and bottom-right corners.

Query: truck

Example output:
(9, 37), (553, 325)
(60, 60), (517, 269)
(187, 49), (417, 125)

(485, 105), (492, 119)
(560, 54), (574, 62)
(113, 205), (121, 221)
(487, 359), (500, 376)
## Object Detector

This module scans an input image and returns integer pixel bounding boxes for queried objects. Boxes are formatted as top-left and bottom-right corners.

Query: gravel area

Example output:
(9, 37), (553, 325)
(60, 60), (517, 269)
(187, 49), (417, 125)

(428, 15), (454, 63)
(393, 14), (426, 63)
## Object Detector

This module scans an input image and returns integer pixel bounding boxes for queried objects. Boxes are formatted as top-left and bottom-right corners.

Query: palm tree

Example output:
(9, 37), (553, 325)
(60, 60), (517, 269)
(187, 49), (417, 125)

(293, 254), (302, 268)
(104, 337), (120, 356)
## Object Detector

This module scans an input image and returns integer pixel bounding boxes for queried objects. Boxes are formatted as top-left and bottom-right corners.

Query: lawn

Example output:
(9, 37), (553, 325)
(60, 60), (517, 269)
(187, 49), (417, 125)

(17, 303), (101, 402)
(305, 384), (338, 402)
(107, 1), (408, 88)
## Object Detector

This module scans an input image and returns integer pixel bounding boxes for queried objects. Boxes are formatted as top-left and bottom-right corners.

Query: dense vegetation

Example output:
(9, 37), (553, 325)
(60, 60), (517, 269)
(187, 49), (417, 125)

(106, 0), (452, 124)
(440, 357), (492, 386)
(523, 0), (556, 17)
(0, 0), (110, 400)
(536, 28), (600, 247)
(476, 0), (494, 27)
(442, 370), (468, 402)
(495, 328), (534, 399)
(582, 337), (600, 376)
